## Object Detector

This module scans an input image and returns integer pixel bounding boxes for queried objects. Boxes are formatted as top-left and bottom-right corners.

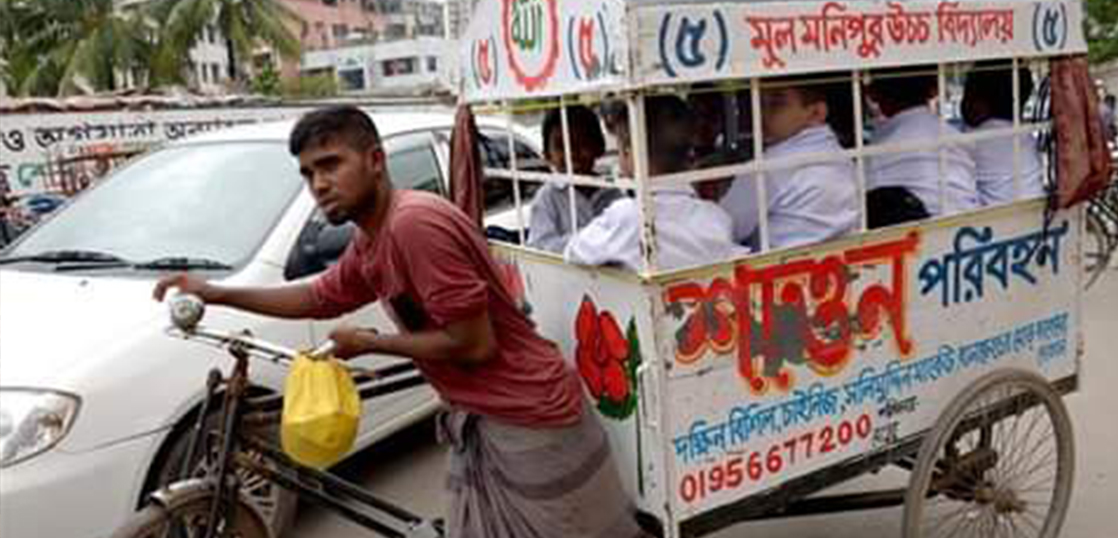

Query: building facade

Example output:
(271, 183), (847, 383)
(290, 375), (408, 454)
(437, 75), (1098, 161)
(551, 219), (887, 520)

(301, 36), (453, 94)
(285, 0), (453, 94)
(189, 25), (232, 93)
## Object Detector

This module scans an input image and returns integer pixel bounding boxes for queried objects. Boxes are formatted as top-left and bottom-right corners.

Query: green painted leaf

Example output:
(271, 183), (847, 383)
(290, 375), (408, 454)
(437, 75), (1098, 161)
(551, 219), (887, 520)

(596, 318), (642, 421)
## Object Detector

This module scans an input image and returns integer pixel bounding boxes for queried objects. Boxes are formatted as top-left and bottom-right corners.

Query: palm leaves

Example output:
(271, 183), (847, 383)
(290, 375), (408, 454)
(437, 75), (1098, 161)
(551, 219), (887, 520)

(3, 0), (150, 96)
(1086, 0), (1118, 64)
(152, 0), (301, 83)
(0, 0), (301, 96)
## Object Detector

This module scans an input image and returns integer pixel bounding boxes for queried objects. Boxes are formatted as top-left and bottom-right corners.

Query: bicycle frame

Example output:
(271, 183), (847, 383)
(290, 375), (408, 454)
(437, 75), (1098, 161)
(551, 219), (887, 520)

(167, 326), (441, 538)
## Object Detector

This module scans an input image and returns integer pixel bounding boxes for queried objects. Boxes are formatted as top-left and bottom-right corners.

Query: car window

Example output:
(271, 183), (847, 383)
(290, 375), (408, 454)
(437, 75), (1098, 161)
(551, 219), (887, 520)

(478, 129), (539, 169)
(383, 132), (444, 195)
(285, 209), (355, 280)
(5, 142), (301, 269)
(477, 129), (545, 213)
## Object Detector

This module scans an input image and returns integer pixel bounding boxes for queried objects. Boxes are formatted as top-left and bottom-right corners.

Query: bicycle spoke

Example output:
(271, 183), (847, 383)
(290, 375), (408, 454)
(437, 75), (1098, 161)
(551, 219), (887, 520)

(1006, 514), (1025, 538)
(1000, 412), (1052, 485)
(1016, 510), (1044, 536)
(1001, 406), (1044, 478)
(1007, 444), (1058, 490)
(994, 402), (1026, 485)
(925, 500), (977, 537)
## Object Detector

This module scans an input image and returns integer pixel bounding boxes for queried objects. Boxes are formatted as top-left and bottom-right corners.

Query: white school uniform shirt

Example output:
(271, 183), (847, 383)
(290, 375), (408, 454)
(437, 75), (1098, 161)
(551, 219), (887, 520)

(967, 118), (1045, 206)
(719, 125), (859, 249)
(527, 183), (623, 253)
(866, 106), (979, 216)
(564, 186), (748, 272)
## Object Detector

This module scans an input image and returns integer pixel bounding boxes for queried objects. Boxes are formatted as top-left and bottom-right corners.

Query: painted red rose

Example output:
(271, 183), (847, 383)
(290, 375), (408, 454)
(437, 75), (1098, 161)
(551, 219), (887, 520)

(574, 297), (633, 406)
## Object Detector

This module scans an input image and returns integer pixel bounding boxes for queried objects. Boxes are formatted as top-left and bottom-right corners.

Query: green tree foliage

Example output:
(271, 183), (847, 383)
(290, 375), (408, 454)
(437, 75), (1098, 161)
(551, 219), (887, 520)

(281, 72), (338, 99)
(250, 61), (282, 96)
(2, 0), (151, 96)
(0, 0), (301, 96)
(1086, 0), (1118, 64)
(151, 0), (301, 85)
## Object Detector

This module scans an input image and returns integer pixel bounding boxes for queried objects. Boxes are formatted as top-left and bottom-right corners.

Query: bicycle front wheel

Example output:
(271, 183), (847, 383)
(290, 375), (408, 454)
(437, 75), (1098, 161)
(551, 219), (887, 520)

(110, 481), (273, 538)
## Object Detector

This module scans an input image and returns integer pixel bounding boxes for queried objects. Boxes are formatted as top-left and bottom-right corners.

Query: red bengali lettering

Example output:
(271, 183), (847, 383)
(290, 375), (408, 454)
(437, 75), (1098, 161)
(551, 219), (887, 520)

(936, 2), (1014, 47)
(665, 232), (920, 395)
(745, 15), (799, 69)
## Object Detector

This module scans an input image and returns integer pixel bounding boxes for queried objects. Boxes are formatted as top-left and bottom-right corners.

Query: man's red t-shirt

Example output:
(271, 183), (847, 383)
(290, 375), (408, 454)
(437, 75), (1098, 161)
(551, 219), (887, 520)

(310, 190), (584, 428)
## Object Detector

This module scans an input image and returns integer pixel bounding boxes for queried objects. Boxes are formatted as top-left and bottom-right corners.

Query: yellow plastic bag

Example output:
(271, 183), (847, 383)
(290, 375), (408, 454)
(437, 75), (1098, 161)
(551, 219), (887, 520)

(281, 353), (361, 469)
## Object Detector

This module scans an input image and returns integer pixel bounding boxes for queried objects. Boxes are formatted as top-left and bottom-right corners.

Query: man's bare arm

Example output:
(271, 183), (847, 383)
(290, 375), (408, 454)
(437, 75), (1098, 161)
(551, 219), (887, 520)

(153, 273), (321, 319)
(329, 310), (496, 364)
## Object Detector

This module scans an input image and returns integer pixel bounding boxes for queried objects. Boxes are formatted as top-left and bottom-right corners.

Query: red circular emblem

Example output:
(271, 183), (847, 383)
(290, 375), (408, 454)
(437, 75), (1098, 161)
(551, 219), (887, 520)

(501, 0), (560, 92)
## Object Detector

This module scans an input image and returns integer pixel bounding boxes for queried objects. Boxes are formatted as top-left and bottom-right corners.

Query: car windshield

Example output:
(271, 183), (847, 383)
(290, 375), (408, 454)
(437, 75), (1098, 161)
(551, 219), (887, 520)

(5, 142), (302, 269)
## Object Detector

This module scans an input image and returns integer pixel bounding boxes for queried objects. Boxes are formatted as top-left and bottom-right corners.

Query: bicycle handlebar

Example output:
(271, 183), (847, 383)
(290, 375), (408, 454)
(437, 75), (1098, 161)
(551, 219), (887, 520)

(166, 293), (334, 365)
(165, 294), (405, 384)
(167, 324), (307, 365)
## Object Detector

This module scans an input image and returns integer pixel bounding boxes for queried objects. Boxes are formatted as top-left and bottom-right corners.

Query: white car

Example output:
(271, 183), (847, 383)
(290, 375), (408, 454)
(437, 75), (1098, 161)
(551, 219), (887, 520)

(0, 110), (545, 538)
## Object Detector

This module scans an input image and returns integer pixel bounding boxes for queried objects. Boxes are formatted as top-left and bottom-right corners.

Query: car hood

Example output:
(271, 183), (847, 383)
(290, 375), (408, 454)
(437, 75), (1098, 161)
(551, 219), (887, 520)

(0, 270), (164, 388)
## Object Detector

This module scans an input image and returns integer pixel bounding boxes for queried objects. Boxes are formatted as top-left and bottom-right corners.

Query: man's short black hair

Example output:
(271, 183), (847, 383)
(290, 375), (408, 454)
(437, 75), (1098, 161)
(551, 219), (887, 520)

(289, 105), (381, 156)
(642, 95), (695, 174)
(541, 104), (606, 157)
(964, 60), (1034, 121)
(763, 75), (832, 105)
(600, 95), (695, 174)
(869, 66), (939, 111)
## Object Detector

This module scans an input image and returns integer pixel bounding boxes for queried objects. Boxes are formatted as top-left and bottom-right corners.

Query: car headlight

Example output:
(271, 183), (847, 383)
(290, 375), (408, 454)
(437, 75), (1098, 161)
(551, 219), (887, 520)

(0, 389), (81, 468)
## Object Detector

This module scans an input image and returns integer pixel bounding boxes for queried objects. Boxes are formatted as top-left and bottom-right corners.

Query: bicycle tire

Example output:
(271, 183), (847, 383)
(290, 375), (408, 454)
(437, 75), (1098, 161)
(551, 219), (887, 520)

(146, 410), (297, 536)
(110, 481), (273, 538)
(902, 368), (1074, 538)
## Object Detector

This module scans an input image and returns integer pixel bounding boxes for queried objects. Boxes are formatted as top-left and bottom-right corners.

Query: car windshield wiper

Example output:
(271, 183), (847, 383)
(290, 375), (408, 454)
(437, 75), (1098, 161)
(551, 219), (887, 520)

(132, 256), (233, 271)
(0, 249), (130, 266)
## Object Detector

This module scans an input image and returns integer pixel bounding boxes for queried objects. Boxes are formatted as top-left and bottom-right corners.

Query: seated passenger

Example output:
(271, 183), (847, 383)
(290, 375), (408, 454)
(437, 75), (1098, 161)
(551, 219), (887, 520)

(962, 61), (1046, 205)
(719, 77), (859, 249)
(527, 105), (623, 253)
(687, 85), (748, 203)
(865, 67), (978, 216)
(564, 95), (746, 272)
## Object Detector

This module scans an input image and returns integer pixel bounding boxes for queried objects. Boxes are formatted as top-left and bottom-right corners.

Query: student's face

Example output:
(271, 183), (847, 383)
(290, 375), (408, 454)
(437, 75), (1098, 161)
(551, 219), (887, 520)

(760, 87), (823, 147)
(546, 126), (600, 175)
(298, 136), (385, 225)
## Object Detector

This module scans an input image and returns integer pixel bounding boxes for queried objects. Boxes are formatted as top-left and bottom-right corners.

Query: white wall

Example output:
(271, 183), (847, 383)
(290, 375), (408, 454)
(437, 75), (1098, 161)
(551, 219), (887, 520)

(302, 37), (454, 93)
(190, 26), (231, 93)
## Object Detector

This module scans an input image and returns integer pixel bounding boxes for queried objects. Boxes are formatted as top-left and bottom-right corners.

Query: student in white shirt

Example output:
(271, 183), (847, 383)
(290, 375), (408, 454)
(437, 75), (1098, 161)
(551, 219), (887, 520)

(719, 77), (859, 250)
(527, 105), (622, 253)
(961, 61), (1046, 206)
(865, 67), (979, 216)
(565, 95), (747, 272)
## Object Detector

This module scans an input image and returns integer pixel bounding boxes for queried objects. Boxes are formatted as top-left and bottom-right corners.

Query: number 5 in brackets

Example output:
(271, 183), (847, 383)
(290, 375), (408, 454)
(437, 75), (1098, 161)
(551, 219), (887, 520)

(657, 9), (728, 79)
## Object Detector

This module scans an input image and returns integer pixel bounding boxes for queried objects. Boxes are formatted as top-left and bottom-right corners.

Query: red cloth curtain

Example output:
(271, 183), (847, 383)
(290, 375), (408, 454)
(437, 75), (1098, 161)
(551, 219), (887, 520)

(449, 104), (484, 228)
(1051, 56), (1114, 208)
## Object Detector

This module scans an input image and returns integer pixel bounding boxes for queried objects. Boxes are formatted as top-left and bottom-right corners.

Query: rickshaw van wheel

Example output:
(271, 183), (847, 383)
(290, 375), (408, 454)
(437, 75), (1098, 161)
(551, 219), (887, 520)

(902, 369), (1074, 538)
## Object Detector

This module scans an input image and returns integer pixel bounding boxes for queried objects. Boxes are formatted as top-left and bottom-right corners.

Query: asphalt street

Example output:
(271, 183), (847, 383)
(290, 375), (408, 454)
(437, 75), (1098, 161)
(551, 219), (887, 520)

(291, 266), (1118, 538)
